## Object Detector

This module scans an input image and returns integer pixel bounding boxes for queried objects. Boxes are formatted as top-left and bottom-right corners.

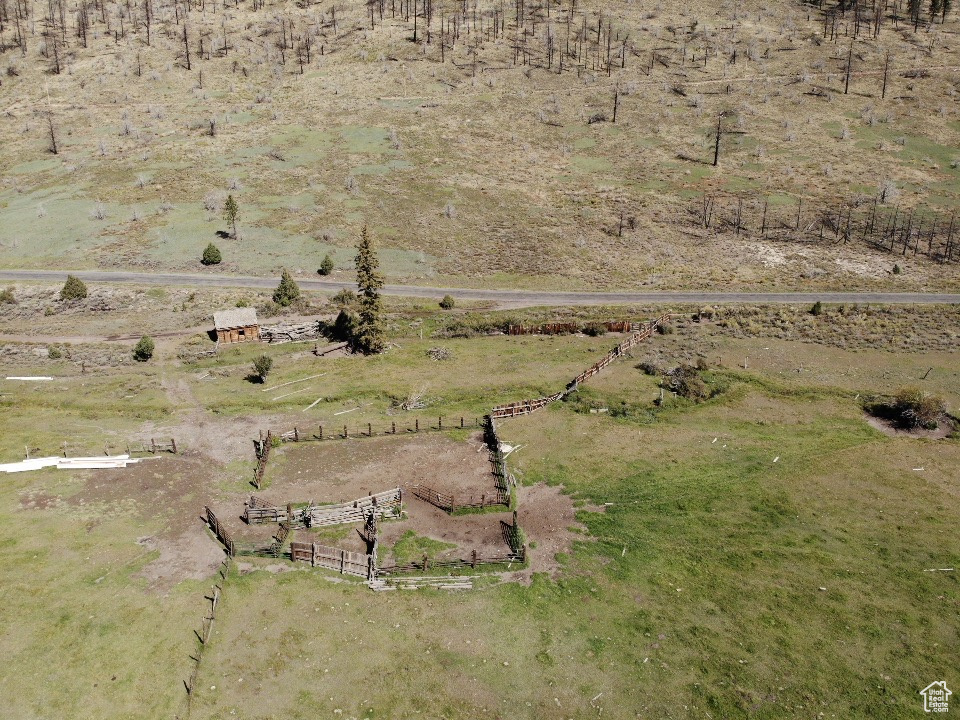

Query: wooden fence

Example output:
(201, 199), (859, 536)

(289, 541), (375, 578)
(409, 483), (506, 512)
(484, 415), (513, 502)
(204, 506), (235, 556)
(270, 416), (484, 445)
(184, 557), (230, 708)
(243, 488), (403, 527)
(252, 429), (273, 490)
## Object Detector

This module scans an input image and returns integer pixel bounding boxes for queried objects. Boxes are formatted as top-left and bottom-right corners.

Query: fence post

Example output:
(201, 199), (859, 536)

(471, 549), (477, 568)
(171, 438), (177, 454)
(294, 427), (299, 442)
(422, 554), (429, 571)
(368, 423), (372, 437)
(438, 416), (442, 430)
(151, 438), (156, 454)
(450, 495), (456, 513)
(319, 424), (323, 440)
(344, 424), (348, 438)
(415, 419), (419, 433)
(340, 549), (346, 574)
(311, 542), (317, 567)
(392, 421), (396, 434)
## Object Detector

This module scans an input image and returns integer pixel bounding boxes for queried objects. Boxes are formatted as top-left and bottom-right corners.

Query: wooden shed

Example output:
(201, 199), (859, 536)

(213, 308), (260, 344)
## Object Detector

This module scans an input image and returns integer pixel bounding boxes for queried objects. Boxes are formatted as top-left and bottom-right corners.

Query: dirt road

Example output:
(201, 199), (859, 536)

(1, 269), (958, 307)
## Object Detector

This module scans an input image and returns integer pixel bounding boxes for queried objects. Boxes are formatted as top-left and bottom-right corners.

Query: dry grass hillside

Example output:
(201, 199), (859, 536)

(2, 0), (959, 291)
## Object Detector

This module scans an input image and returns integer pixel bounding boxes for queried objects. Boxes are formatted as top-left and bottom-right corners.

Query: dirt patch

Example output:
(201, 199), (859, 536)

(261, 432), (494, 504)
(865, 414), (955, 440)
(73, 456), (230, 589)
(515, 483), (587, 578)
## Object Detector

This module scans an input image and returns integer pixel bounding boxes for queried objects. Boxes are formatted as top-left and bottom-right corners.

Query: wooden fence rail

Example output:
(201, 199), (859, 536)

(252, 429), (273, 490)
(289, 541), (375, 578)
(410, 483), (504, 512)
(268, 417), (484, 445)
(204, 506), (235, 557)
(244, 488), (402, 527)
(377, 549), (525, 575)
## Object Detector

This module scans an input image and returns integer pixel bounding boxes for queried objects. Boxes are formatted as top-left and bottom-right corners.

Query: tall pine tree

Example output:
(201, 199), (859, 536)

(353, 226), (386, 354)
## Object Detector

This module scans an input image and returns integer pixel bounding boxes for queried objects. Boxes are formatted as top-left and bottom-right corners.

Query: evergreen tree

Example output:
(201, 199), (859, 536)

(353, 226), (386, 354)
(224, 194), (240, 238)
(201, 242), (222, 265)
(60, 274), (88, 300)
(273, 269), (301, 307)
(318, 254), (334, 276)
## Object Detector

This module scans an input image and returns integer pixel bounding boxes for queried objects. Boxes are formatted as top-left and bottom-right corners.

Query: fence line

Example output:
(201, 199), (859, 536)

(204, 506), (235, 557)
(252, 429), (273, 490)
(184, 556), (231, 713)
(269, 416), (484, 446)
(692, 193), (958, 265)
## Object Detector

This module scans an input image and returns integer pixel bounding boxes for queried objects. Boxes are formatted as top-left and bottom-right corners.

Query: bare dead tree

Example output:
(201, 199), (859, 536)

(47, 114), (59, 154)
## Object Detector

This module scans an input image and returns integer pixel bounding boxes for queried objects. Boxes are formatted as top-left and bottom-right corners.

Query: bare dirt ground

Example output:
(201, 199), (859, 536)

(69, 456), (226, 589)
(262, 432), (494, 504)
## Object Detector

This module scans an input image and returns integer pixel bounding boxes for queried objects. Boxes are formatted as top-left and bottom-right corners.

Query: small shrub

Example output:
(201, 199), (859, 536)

(133, 336), (155, 362)
(0, 287), (14, 304)
(252, 354), (273, 382)
(582, 322), (607, 336)
(47, 346), (63, 359)
(810, 301), (823, 316)
(892, 387), (945, 429)
(330, 288), (357, 308)
(665, 364), (709, 401)
(892, 264), (902, 275)
(318, 254), (334, 276)
(656, 323), (675, 335)
(636, 361), (663, 376)
(60, 275), (88, 301)
(439, 294), (455, 310)
(201, 242), (222, 265)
